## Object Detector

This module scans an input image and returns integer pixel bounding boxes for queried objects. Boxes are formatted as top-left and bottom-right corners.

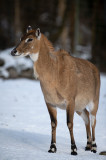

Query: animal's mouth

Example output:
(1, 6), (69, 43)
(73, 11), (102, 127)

(11, 53), (21, 56)
(11, 49), (22, 57)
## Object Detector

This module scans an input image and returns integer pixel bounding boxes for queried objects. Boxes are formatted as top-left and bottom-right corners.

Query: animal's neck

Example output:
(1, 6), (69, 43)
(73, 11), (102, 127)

(34, 34), (56, 79)
(40, 34), (54, 56)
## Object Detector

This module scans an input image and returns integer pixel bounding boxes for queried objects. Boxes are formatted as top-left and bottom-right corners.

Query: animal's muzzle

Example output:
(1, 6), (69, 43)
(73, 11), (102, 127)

(11, 48), (17, 56)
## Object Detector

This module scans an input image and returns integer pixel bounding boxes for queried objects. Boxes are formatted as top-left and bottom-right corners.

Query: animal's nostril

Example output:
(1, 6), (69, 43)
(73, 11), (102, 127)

(11, 49), (17, 56)
(14, 49), (17, 53)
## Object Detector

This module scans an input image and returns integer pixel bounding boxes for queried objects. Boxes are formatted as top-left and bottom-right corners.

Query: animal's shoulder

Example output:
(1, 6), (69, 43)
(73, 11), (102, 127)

(53, 49), (71, 61)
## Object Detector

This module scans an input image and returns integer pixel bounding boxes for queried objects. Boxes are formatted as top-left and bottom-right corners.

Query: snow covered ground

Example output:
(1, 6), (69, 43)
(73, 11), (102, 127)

(0, 75), (106, 160)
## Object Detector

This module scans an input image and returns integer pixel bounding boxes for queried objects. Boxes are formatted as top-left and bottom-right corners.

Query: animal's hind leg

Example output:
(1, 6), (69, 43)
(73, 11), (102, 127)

(46, 103), (57, 153)
(90, 101), (99, 153)
(76, 109), (92, 151)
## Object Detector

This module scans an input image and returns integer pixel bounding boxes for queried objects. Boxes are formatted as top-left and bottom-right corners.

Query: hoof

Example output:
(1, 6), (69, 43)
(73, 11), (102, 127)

(91, 142), (97, 153)
(85, 146), (91, 151)
(48, 149), (56, 153)
(71, 151), (77, 155)
(71, 144), (77, 155)
(91, 149), (97, 153)
(85, 141), (91, 151)
(48, 143), (57, 153)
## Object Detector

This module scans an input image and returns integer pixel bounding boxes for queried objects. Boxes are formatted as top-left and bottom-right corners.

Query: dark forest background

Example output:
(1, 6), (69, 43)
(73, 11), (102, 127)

(0, 0), (106, 73)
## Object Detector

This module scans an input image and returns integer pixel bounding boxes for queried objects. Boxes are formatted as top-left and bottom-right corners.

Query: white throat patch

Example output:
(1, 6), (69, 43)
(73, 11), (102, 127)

(30, 52), (39, 62)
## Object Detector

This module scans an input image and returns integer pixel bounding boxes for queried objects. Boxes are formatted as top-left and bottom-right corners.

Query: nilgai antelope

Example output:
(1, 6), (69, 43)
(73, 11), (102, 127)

(11, 26), (100, 155)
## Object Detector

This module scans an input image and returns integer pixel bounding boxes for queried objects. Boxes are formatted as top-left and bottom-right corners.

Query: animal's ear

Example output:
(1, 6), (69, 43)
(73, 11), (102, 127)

(26, 25), (32, 33)
(35, 28), (41, 39)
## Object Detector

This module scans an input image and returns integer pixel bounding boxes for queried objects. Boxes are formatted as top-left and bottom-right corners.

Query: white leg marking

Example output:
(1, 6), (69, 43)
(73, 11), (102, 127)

(91, 115), (95, 126)
(88, 101), (94, 112)
(91, 141), (97, 151)
(51, 148), (55, 152)
(71, 148), (77, 152)
(92, 141), (96, 145)
(81, 111), (88, 125)
(52, 143), (56, 146)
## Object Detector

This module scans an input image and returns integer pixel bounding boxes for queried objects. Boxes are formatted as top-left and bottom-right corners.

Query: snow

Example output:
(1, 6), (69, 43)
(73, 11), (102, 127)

(75, 45), (92, 59)
(0, 48), (33, 78)
(0, 75), (106, 160)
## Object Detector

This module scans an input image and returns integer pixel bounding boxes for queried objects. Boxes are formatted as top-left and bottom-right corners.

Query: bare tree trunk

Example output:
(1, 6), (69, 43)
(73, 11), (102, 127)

(91, 0), (99, 62)
(57, 0), (66, 26)
(70, 0), (79, 54)
(91, 0), (106, 71)
(70, 0), (75, 53)
(50, 0), (71, 51)
(74, 0), (79, 50)
(14, 0), (21, 44)
(57, 0), (70, 50)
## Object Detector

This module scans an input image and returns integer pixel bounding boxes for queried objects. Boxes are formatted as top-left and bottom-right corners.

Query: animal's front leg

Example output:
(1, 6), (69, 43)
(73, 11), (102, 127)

(66, 100), (77, 155)
(46, 103), (57, 153)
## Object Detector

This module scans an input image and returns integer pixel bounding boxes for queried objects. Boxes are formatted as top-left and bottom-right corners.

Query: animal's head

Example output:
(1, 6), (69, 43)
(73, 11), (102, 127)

(11, 26), (41, 61)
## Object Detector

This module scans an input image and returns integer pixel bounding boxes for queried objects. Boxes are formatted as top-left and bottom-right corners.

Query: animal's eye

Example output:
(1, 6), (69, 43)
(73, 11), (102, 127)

(25, 38), (33, 43)
(27, 38), (33, 42)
